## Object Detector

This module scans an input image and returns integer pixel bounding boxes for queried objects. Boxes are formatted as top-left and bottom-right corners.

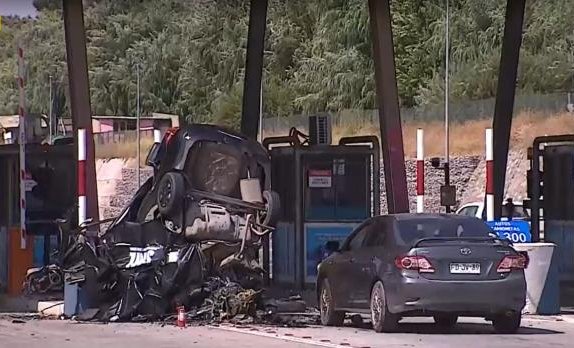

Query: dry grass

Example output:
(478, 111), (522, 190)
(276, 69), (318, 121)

(404, 111), (574, 157)
(96, 111), (574, 161)
(265, 110), (574, 158)
(95, 137), (155, 166)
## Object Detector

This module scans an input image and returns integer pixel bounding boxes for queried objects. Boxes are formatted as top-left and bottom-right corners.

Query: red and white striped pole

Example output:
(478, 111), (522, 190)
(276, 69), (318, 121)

(17, 47), (27, 249)
(416, 128), (424, 213)
(153, 129), (162, 144)
(78, 129), (87, 225)
(485, 128), (494, 221)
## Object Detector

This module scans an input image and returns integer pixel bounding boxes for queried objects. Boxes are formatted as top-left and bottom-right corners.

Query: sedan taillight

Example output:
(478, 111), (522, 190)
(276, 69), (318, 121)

(497, 254), (528, 273)
(395, 256), (435, 273)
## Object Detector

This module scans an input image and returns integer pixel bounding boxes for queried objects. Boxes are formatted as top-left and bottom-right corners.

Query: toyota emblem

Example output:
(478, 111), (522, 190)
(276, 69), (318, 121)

(460, 248), (472, 255)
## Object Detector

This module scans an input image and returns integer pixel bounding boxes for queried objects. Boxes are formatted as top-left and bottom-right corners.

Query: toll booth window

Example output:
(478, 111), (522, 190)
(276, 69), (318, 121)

(305, 157), (369, 221)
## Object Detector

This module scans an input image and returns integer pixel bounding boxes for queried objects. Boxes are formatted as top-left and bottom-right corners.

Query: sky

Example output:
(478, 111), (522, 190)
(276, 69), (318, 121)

(0, 0), (37, 17)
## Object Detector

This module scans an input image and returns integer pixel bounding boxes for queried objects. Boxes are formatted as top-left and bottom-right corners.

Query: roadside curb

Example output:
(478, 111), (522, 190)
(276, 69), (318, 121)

(525, 315), (574, 324)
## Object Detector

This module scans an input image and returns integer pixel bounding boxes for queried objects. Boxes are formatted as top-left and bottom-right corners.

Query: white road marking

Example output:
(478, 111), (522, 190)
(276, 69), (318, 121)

(524, 315), (574, 324)
(210, 324), (355, 348)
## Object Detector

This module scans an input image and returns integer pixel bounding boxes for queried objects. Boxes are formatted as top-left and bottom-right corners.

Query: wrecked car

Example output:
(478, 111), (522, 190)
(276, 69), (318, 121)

(59, 124), (281, 322)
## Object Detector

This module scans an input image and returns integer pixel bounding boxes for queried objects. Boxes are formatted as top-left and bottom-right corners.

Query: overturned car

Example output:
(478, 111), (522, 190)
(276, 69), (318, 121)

(60, 124), (281, 321)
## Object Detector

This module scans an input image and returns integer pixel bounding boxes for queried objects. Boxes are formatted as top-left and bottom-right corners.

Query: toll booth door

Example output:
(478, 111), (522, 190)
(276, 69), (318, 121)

(543, 145), (574, 281)
(302, 154), (372, 284)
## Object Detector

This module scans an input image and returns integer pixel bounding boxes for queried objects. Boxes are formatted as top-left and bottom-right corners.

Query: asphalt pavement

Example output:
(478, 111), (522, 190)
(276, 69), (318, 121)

(1, 315), (573, 348)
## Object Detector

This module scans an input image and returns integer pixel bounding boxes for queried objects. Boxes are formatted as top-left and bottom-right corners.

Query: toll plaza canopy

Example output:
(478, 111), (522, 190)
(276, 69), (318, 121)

(58, 0), (525, 222)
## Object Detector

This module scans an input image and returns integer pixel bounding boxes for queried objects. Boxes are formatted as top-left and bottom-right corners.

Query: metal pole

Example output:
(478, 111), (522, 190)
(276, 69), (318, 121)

(486, 128), (495, 221)
(368, 0), (410, 214)
(258, 80), (263, 143)
(153, 129), (162, 144)
(444, 0), (451, 213)
(17, 46), (27, 249)
(416, 129), (425, 213)
(63, 0), (99, 224)
(136, 63), (141, 188)
(49, 75), (53, 143)
(492, 0), (526, 219)
(78, 128), (87, 225)
(241, 0), (268, 140)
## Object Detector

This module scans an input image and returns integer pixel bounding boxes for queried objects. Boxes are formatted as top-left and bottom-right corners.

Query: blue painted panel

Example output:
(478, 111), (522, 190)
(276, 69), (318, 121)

(545, 220), (574, 281)
(272, 223), (296, 284)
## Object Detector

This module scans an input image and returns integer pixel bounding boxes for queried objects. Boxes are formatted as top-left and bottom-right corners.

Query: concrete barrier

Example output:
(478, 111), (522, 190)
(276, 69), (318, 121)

(38, 301), (64, 317)
(513, 243), (560, 315)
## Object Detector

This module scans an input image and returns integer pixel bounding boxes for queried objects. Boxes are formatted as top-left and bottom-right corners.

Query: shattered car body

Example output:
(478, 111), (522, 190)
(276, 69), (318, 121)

(60, 124), (281, 322)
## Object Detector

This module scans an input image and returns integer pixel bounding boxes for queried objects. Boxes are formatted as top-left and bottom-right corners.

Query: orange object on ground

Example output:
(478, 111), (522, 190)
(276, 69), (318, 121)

(7, 228), (34, 295)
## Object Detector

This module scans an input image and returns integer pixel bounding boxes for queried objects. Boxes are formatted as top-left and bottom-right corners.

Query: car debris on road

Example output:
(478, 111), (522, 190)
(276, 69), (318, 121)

(22, 125), (316, 326)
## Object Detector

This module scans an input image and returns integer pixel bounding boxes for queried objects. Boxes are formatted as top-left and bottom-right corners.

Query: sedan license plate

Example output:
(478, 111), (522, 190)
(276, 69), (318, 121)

(450, 263), (481, 274)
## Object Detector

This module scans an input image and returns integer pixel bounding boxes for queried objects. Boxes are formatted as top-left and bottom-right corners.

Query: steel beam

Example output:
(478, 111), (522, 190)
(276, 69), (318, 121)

(367, 0), (409, 214)
(63, 0), (99, 223)
(492, 0), (526, 219)
(241, 0), (268, 140)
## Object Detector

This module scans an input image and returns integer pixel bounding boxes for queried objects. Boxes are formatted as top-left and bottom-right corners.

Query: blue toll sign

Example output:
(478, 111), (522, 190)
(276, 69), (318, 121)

(486, 220), (531, 243)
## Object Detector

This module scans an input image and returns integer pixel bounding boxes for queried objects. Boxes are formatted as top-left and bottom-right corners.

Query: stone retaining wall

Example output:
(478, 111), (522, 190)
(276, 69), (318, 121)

(97, 151), (529, 219)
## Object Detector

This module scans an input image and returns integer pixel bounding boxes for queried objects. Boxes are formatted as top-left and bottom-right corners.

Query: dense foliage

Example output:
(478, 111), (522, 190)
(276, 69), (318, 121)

(0, 0), (572, 127)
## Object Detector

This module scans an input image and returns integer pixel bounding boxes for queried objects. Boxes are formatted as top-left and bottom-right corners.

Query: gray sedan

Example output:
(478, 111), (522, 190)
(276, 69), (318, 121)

(316, 214), (527, 333)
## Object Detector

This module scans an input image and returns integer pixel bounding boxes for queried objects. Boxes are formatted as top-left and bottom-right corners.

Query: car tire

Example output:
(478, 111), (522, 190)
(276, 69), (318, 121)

(156, 172), (185, 217)
(434, 314), (458, 329)
(492, 311), (521, 334)
(319, 278), (345, 326)
(370, 281), (398, 333)
(261, 190), (281, 227)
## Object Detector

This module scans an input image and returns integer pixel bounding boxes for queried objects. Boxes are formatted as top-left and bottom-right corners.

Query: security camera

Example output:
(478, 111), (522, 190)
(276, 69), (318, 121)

(430, 157), (441, 168)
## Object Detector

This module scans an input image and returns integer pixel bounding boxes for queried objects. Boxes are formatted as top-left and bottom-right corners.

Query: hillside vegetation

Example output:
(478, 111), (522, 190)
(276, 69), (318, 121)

(0, 0), (572, 129)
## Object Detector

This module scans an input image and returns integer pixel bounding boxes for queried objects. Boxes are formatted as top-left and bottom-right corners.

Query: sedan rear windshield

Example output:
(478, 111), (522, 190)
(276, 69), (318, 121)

(395, 218), (492, 246)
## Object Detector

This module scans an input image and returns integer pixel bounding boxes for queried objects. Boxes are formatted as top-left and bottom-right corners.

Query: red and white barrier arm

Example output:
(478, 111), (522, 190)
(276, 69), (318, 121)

(154, 129), (162, 144)
(416, 128), (424, 213)
(78, 129), (87, 225)
(485, 128), (494, 221)
(17, 47), (27, 249)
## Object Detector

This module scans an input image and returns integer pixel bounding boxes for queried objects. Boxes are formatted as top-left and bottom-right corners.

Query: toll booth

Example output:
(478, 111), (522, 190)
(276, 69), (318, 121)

(0, 143), (76, 294)
(263, 118), (380, 289)
(527, 135), (574, 304)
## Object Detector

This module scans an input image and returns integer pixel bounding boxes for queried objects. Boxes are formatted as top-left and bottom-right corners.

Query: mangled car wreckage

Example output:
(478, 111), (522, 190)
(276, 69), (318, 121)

(60, 124), (281, 322)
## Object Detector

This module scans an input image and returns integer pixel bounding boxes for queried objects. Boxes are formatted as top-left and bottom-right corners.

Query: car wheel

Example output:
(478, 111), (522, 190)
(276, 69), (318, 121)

(434, 314), (458, 329)
(261, 190), (281, 227)
(157, 172), (185, 217)
(370, 281), (398, 333)
(319, 278), (345, 326)
(492, 311), (521, 334)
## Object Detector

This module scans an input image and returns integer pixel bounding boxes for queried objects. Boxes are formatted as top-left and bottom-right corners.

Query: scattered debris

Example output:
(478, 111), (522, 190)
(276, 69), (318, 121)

(23, 125), (316, 327)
